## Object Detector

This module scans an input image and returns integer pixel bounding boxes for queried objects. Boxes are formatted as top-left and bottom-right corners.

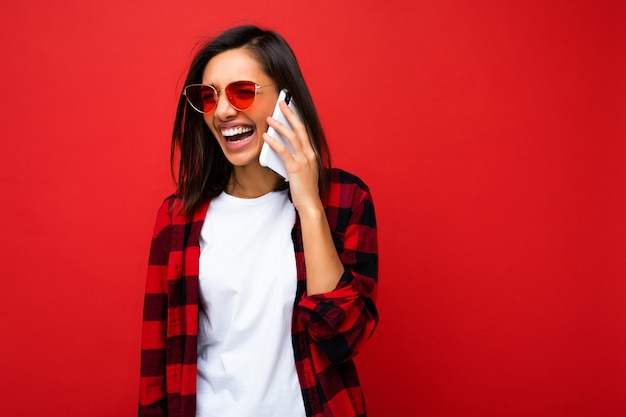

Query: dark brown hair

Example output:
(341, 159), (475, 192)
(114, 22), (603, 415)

(172, 25), (331, 215)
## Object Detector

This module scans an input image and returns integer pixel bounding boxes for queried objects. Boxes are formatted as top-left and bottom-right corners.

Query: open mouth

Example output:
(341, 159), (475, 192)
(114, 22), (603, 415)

(221, 126), (254, 143)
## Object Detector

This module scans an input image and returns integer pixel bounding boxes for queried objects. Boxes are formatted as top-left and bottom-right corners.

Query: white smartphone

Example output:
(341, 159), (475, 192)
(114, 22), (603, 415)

(259, 89), (301, 181)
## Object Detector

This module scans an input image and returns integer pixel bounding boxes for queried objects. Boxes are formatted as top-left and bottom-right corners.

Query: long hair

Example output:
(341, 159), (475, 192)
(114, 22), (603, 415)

(172, 25), (331, 215)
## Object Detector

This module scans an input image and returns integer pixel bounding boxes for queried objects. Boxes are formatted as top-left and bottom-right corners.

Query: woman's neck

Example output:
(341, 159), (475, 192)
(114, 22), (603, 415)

(226, 165), (283, 199)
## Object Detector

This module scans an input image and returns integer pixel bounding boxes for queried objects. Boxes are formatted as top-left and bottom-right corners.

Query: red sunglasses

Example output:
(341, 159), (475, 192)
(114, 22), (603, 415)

(183, 80), (273, 113)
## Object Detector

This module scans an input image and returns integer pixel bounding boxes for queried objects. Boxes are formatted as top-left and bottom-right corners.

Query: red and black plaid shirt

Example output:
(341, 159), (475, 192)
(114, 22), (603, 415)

(139, 168), (379, 417)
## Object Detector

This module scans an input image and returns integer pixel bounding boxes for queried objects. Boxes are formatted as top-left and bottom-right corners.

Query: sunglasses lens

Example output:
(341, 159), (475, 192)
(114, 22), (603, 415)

(225, 81), (257, 110)
(184, 85), (217, 113)
(200, 86), (218, 112)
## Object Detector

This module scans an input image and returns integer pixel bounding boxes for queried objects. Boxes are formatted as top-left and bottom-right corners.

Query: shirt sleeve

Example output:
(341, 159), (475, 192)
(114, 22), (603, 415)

(298, 177), (379, 363)
(138, 197), (174, 416)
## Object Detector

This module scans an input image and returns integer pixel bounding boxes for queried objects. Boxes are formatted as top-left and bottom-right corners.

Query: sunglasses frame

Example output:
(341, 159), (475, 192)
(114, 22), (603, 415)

(183, 81), (274, 114)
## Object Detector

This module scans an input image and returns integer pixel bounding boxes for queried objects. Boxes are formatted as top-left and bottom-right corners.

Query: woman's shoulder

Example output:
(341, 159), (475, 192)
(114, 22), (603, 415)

(154, 193), (211, 225)
(156, 193), (178, 212)
(325, 168), (374, 209)
(329, 168), (370, 190)
(153, 194), (184, 223)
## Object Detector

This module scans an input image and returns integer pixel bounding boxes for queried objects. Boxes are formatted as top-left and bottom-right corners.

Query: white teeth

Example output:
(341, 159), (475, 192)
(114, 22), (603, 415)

(221, 126), (253, 137)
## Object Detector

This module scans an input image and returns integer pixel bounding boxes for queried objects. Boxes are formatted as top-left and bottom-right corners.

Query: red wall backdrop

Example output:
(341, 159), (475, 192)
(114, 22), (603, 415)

(1, 1), (624, 416)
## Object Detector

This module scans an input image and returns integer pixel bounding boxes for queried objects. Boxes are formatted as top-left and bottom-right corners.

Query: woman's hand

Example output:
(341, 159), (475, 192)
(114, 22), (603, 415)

(263, 101), (321, 214)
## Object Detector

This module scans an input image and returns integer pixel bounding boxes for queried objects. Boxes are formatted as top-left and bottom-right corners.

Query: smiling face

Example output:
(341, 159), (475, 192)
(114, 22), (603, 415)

(201, 48), (279, 172)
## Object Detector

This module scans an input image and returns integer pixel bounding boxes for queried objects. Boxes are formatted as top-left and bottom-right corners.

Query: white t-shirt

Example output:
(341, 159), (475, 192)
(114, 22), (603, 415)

(196, 190), (306, 417)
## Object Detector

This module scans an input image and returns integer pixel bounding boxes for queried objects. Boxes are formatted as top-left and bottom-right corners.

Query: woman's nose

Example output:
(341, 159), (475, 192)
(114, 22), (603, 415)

(213, 92), (237, 119)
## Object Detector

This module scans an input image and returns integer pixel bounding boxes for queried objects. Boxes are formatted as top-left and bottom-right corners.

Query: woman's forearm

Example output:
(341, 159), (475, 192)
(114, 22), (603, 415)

(298, 201), (345, 295)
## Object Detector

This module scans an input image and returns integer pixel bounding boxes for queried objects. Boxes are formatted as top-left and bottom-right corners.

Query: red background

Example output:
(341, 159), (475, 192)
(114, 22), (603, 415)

(1, 1), (625, 416)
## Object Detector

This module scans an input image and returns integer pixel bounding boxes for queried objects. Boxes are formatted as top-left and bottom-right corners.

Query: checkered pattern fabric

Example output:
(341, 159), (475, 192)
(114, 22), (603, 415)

(139, 168), (379, 417)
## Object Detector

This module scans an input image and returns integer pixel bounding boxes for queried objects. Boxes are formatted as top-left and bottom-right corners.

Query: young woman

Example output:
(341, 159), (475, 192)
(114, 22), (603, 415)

(138, 25), (379, 417)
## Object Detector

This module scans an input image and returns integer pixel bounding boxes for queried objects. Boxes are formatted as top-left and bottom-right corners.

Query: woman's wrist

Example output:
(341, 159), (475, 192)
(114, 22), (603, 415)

(295, 199), (325, 223)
